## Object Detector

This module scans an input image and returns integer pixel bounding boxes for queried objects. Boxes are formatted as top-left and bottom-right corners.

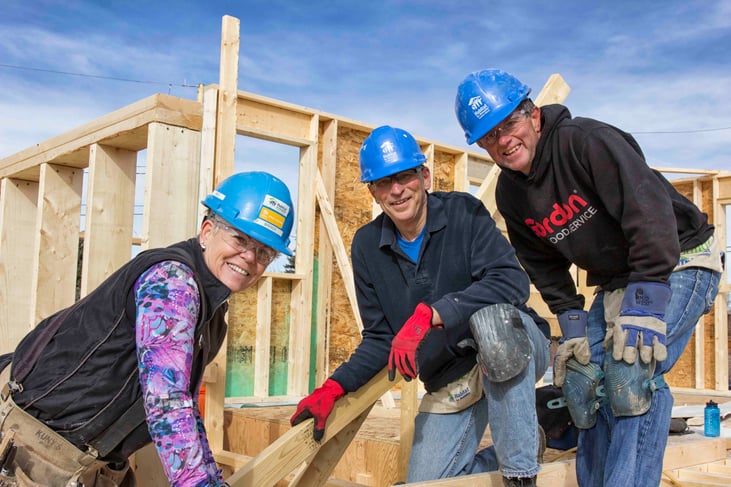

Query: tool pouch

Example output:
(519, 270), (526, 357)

(0, 366), (134, 487)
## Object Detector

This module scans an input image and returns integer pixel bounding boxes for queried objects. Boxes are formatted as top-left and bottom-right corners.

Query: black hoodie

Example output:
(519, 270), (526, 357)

(495, 104), (713, 315)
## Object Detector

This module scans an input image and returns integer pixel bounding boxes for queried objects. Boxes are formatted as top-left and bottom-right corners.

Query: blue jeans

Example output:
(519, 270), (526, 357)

(576, 268), (721, 487)
(407, 310), (551, 481)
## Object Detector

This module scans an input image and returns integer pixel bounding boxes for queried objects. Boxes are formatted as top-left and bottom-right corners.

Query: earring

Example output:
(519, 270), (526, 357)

(201, 242), (206, 251)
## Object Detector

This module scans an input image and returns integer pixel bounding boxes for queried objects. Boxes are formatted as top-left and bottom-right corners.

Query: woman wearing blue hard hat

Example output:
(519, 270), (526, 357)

(456, 69), (722, 487)
(0, 172), (293, 486)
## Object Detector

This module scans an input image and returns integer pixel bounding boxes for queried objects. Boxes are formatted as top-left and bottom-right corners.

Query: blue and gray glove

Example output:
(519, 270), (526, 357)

(553, 309), (591, 388)
(608, 281), (672, 365)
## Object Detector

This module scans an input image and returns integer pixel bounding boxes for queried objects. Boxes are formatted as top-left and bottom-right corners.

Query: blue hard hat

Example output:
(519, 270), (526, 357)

(455, 69), (531, 144)
(359, 125), (427, 183)
(202, 172), (294, 255)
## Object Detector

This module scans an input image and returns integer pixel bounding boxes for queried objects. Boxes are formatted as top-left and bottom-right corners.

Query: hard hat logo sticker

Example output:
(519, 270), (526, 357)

(380, 141), (398, 163)
(468, 96), (489, 119)
(264, 195), (291, 217)
(256, 193), (291, 236)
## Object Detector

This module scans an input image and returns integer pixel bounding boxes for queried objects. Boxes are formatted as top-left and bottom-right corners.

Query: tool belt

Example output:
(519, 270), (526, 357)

(0, 366), (133, 487)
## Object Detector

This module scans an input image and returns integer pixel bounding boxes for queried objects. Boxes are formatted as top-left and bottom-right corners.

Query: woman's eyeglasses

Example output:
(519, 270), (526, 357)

(213, 219), (278, 265)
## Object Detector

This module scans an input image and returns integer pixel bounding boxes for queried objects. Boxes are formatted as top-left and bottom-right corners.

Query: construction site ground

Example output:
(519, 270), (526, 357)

(217, 389), (731, 487)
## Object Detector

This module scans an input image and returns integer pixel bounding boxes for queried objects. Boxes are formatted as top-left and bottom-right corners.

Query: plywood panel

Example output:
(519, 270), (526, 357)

(329, 126), (372, 372)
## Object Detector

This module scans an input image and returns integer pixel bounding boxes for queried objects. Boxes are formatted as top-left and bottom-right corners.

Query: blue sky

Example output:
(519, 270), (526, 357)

(2, 0), (730, 174)
(1, 1), (730, 275)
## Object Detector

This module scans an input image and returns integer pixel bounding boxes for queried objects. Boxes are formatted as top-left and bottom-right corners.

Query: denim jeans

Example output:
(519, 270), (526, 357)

(576, 268), (721, 487)
(407, 309), (551, 481)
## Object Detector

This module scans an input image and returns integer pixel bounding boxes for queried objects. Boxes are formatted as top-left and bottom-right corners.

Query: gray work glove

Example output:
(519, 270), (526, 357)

(605, 282), (671, 365)
(553, 309), (591, 388)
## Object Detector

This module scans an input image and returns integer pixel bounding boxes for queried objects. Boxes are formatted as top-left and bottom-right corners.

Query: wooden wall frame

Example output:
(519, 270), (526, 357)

(0, 14), (728, 487)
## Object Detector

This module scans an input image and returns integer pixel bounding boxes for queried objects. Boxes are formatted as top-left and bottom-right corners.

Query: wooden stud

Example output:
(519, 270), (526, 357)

(213, 15), (239, 184)
(0, 178), (38, 352)
(711, 176), (728, 391)
(316, 119), (338, 385)
(254, 276), (273, 397)
(29, 163), (82, 324)
(198, 84), (219, 227)
(206, 14), (240, 455)
(81, 144), (136, 295)
(142, 123), (201, 249)
(286, 111), (319, 396)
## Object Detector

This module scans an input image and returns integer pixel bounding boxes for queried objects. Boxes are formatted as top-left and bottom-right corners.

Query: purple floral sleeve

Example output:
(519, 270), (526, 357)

(134, 261), (226, 487)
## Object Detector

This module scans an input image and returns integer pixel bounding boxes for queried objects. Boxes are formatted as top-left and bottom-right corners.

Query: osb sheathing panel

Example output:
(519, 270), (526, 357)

(327, 126), (372, 373)
(432, 149), (456, 192)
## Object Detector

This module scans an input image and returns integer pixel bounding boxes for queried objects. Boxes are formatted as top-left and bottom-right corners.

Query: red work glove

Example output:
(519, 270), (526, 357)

(388, 303), (435, 381)
(290, 378), (345, 442)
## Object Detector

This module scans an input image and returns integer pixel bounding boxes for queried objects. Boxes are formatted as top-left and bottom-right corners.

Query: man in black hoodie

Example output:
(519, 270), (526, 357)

(455, 69), (723, 487)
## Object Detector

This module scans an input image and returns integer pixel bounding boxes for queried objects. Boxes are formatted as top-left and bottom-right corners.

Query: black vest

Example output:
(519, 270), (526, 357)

(9, 238), (230, 459)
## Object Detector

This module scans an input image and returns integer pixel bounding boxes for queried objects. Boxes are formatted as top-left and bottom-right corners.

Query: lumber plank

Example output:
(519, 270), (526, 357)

(533, 74), (571, 107)
(290, 406), (373, 486)
(225, 368), (398, 487)
(398, 379), (418, 482)
(676, 468), (731, 483)
(236, 97), (315, 142)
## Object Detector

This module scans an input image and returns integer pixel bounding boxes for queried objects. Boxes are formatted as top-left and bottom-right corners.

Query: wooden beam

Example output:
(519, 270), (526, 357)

(236, 96), (315, 142)
(289, 406), (373, 486)
(0, 94), (202, 181)
(398, 380), (418, 482)
(225, 368), (399, 487)
(533, 74), (571, 107)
